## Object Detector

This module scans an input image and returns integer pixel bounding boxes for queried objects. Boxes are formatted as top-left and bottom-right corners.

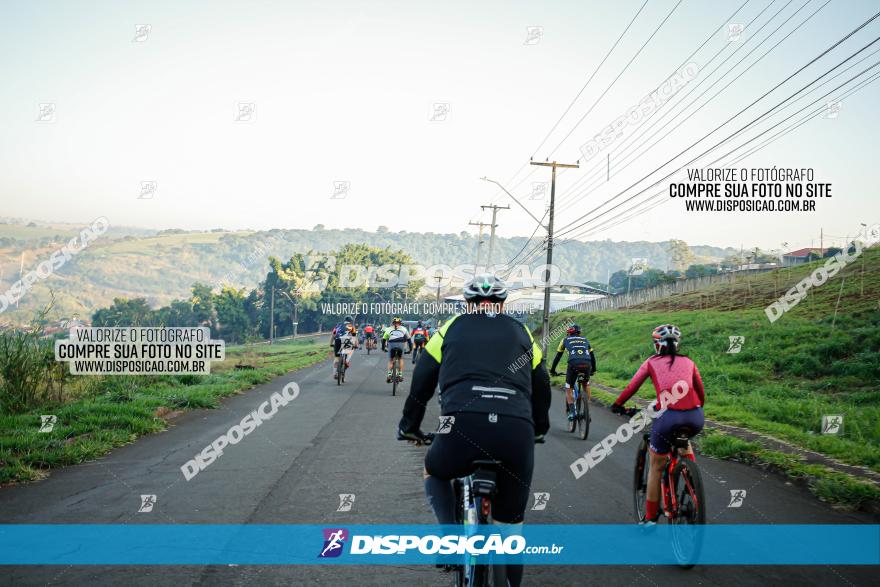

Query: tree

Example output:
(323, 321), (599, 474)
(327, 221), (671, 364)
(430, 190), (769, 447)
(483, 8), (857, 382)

(313, 224), (325, 231)
(667, 239), (694, 272)
(213, 286), (254, 343)
(190, 283), (218, 334)
(685, 264), (719, 278)
(377, 225), (389, 233)
(92, 298), (154, 326)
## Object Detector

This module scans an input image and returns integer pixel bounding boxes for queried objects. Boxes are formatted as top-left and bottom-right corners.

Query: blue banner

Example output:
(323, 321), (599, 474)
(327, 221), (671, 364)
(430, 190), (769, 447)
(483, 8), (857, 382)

(0, 525), (877, 565)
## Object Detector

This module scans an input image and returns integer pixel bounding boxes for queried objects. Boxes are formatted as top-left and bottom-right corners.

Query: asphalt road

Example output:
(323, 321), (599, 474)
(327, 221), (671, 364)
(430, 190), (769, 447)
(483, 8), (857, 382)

(1, 349), (875, 586)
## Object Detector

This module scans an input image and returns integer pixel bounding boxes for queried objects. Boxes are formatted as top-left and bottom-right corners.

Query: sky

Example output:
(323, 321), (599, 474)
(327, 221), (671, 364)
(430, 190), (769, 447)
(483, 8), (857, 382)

(1, 0), (878, 255)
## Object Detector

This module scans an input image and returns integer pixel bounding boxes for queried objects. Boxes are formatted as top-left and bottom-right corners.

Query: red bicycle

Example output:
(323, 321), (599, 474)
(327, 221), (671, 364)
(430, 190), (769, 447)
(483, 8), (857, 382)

(629, 409), (706, 568)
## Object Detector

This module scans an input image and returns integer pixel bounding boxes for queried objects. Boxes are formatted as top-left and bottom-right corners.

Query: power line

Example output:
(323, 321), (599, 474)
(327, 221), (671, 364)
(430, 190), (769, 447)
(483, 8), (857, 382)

(531, 0), (651, 158)
(555, 0), (812, 216)
(562, 61), (880, 241)
(554, 14), (880, 238)
(551, 0), (762, 212)
(561, 55), (880, 241)
(546, 0), (685, 158)
(563, 0), (829, 215)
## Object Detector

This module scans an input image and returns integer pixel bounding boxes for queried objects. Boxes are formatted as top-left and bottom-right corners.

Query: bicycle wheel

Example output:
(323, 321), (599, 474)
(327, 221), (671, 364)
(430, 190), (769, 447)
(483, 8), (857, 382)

(670, 458), (707, 569)
(391, 365), (398, 396)
(576, 388), (589, 440)
(565, 391), (576, 434)
(336, 358), (343, 386)
(632, 435), (649, 523)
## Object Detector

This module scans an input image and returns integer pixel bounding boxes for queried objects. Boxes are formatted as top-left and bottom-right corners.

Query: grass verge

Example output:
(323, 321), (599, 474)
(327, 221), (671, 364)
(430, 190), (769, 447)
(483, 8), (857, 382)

(0, 338), (326, 484)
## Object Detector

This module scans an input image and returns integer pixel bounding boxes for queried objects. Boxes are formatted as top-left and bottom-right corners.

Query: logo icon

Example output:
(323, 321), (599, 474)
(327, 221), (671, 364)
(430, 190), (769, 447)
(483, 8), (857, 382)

(437, 415), (455, 434)
(488, 413), (498, 424)
(727, 489), (746, 508)
(36, 102), (56, 123)
(823, 100), (842, 119)
(234, 102), (256, 123)
(822, 415), (843, 435)
(629, 258), (649, 276)
(138, 494), (157, 513)
(531, 492), (550, 511)
(524, 26), (544, 45)
(39, 415), (57, 433)
(133, 24), (152, 42)
(331, 181), (350, 199)
(727, 23), (744, 42)
(726, 336), (745, 354)
(319, 528), (348, 558)
(336, 493), (355, 512)
(529, 182), (548, 200)
(429, 102), (450, 122)
(138, 180), (158, 200)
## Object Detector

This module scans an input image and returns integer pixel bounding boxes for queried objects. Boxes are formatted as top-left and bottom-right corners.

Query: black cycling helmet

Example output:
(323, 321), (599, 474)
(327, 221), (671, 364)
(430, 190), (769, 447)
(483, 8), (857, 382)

(567, 323), (580, 335)
(463, 273), (508, 301)
(417, 320), (423, 327)
(344, 315), (354, 324)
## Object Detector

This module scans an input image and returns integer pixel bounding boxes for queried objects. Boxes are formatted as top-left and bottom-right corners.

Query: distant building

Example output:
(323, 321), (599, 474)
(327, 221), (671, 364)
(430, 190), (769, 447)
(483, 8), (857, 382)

(782, 248), (826, 266)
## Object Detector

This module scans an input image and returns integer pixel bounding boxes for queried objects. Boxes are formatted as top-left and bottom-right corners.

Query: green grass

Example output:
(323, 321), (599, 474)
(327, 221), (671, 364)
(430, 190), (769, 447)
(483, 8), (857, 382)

(697, 429), (880, 510)
(0, 338), (325, 484)
(547, 246), (880, 474)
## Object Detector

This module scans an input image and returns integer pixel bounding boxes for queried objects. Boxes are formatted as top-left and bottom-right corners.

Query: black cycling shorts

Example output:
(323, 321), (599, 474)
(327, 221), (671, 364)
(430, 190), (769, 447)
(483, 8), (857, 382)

(565, 362), (591, 387)
(389, 346), (403, 359)
(425, 412), (534, 523)
(333, 339), (342, 357)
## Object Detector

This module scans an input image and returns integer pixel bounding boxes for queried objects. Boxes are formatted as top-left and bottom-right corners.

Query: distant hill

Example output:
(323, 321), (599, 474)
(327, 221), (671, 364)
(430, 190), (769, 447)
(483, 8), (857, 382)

(0, 220), (736, 324)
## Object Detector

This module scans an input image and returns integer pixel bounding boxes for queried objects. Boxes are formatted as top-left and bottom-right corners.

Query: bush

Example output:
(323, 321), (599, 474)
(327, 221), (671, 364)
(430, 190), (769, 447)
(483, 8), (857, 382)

(0, 329), (54, 413)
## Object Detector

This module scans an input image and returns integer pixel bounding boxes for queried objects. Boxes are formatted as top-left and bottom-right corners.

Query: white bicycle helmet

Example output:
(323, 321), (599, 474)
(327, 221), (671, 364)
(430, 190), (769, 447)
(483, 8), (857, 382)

(652, 324), (681, 354)
(463, 274), (509, 302)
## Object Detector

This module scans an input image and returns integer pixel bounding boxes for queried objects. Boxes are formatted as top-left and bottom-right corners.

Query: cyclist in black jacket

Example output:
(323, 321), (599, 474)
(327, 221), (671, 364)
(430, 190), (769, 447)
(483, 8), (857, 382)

(550, 323), (596, 422)
(398, 274), (551, 587)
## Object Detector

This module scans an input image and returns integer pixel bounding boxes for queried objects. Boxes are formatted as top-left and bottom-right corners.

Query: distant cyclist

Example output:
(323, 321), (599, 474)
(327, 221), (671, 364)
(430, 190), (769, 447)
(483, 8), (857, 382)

(410, 321), (430, 363)
(337, 323), (359, 375)
(329, 315), (355, 379)
(363, 323), (376, 349)
(550, 323), (596, 422)
(382, 317), (412, 382)
(397, 274), (551, 587)
(611, 324), (705, 525)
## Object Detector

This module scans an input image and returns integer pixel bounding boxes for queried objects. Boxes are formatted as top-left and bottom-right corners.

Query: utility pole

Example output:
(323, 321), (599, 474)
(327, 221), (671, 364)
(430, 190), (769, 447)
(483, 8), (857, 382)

(468, 221), (491, 272)
(434, 271), (443, 304)
(530, 159), (579, 355)
(820, 228), (824, 254)
(269, 287), (275, 344)
(480, 204), (510, 266)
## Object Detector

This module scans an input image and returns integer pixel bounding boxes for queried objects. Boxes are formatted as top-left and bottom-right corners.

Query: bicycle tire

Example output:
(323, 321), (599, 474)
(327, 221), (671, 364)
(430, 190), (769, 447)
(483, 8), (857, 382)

(670, 458), (707, 569)
(565, 392), (576, 434)
(632, 435), (649, 523)
(391, 365), (398, 396)
(336, 358), (344, 386)
(576, 393), (589, 440)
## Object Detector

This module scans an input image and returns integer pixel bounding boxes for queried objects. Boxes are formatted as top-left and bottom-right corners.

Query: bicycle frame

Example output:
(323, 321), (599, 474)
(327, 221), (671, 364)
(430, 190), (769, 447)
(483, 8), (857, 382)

(453, 461), (506, 587)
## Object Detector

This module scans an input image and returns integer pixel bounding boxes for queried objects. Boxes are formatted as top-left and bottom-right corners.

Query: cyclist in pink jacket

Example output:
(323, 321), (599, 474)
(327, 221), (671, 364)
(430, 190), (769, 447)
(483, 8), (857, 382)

(612, 324), (705, 524)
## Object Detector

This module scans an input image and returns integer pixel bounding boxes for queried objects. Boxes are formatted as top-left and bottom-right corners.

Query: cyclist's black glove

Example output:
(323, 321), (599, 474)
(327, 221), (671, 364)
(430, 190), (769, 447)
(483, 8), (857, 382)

(550, 370), (559, 377)
(610, 402), (626, 415)
(397, 428), (433, 445)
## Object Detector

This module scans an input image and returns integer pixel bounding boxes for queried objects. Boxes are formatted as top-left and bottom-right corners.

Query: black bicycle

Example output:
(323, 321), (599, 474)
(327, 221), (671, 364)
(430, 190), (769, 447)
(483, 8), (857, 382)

(565, 371), (590, 440)
(336, 351), (348, 385)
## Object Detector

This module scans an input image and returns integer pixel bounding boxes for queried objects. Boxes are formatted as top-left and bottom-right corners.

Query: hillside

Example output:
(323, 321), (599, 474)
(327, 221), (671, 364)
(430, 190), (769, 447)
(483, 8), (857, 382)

(0, 221), (735, 324)
(549, 245), (880, 474)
